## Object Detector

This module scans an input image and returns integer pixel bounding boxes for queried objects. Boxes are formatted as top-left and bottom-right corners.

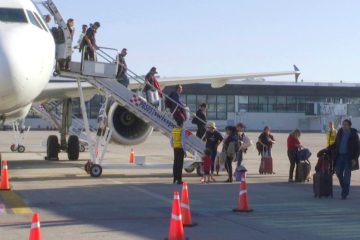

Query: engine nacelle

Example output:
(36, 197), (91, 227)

(107, 103), (153, 145)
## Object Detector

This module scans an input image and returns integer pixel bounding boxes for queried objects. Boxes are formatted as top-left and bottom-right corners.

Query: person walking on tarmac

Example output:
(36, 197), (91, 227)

(287, 129), (302, 182)
(204, 122), (223, 175)
(236, 123), (252, 167)
(334, 119), (360, 199)
(326, 121), (337, 147)
(192, 103), (207, 140)
(170, 121), (188, 184)
(223, 126), (239, 183)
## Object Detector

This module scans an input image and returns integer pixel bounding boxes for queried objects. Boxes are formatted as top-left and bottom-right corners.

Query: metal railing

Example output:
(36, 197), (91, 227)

(80, 45), (212, 142)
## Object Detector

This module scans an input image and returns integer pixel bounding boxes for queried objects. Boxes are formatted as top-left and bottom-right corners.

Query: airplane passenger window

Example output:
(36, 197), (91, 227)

(0, 8), (27, 23)
(26, 10), (43, 30)
(33, 12), (49, 32)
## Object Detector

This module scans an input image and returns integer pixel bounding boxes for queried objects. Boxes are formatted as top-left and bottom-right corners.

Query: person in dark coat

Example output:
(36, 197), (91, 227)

(334, 119), (360, 199)
(192, 103), (207, 140)
(258, 126), (275, 157)
(168, 85), (186, 125)
(204, 122), (223, 175)
(116, 48), (129, 87)
(223, 126), (238, 183)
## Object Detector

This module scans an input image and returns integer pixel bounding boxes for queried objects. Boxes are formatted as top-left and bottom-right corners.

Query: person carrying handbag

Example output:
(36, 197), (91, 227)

(223, 126), (238, 183)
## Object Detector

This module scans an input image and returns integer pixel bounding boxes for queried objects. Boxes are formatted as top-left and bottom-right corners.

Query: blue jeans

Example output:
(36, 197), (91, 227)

(210, 148), (217, 174)
(117, 73), (129, 87)
(336, 155), (352, 197)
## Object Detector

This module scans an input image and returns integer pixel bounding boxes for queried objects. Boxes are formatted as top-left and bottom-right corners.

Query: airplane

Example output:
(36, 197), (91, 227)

(0, 0), (300, 162)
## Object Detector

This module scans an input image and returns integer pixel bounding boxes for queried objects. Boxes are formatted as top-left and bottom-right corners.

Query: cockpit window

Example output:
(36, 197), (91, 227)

(26, 10), (43, 30)
(0, 8), (27, 23)
(33, 12), (49, 32)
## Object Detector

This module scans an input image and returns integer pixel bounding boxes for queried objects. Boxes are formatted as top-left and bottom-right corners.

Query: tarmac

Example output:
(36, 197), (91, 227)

(1, 131), (360, 240)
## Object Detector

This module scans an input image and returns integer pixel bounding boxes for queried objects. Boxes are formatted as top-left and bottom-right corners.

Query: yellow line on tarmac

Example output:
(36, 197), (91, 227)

(0, 191), (32, 214)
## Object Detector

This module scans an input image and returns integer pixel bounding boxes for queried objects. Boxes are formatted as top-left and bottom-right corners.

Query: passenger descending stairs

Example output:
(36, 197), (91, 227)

(60, 72), (206, 157)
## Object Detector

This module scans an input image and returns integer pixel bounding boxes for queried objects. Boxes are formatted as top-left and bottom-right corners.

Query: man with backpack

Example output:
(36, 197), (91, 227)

(166, 85), (186, 125)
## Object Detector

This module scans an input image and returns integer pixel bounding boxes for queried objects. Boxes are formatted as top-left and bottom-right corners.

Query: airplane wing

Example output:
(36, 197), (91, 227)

(129, 65), (300, 89)
(34, 79), (99, 103)
(35, 65), (300, 102)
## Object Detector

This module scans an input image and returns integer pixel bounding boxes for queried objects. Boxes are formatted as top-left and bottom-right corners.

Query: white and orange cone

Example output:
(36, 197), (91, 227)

(233, 174), (253, 213)
(29, 213), (42, 240)
(181, 182), (197, 227)
(0, 160), (11, 190)
(167, 192), (185, 240)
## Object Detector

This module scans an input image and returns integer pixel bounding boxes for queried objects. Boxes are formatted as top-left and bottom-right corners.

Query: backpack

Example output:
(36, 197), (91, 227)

(51, 27), (65, 44)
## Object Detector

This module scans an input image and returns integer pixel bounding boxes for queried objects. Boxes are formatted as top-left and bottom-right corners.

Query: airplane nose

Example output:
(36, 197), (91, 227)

(0, 34), (24, 110)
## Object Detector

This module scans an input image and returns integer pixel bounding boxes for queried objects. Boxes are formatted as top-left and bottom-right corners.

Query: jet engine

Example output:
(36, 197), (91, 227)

(107, 102), (153, 145)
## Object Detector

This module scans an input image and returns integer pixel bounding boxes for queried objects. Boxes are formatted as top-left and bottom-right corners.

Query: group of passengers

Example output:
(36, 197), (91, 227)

(287, 120), (359, 199)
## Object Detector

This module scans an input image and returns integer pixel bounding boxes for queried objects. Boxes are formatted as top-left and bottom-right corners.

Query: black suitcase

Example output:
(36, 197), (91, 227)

(296, 160), (311, 182)
(313, 172), (333, 198)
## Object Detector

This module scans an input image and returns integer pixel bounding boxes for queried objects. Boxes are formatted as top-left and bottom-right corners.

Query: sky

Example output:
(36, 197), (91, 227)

(46, 0), (360, 82)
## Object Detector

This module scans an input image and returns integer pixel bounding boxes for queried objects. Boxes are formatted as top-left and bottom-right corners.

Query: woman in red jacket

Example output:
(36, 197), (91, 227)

(287, 129), (302, 182)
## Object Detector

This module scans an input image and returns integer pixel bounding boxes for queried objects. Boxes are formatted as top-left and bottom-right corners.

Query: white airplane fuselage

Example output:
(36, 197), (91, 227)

(0, 0), (55, 123)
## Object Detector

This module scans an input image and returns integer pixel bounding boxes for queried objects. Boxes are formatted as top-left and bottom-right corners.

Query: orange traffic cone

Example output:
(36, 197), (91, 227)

(129, 148), (135, 164)
(181, 182), (197, 227)
(0, 161), (11, 190)
(167, 192), (185, 240)
(233, 174), (253, 213)
(29, 213), (42, 240)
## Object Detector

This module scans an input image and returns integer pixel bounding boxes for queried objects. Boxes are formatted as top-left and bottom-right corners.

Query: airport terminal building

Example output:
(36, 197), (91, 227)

(25, 80), (360, 132)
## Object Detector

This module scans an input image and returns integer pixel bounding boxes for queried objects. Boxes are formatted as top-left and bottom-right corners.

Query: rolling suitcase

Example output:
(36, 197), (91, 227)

(259, 148), (273, 174)
(313, 150), (333, 198)
(313, 172), (333, 198)
(296, 160), (311, 182)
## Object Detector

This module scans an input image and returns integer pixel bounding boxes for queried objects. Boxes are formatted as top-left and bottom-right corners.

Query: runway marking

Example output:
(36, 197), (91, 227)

(0, 191), (32, 214)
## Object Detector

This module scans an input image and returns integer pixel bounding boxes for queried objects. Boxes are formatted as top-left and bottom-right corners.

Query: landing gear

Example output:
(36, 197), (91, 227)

(90, 164), (102, 177)
(10, 121), (30, 153)
(45, 135), (59, 160)
(10, 144), (26, 153)
(67, 135), (79, 161)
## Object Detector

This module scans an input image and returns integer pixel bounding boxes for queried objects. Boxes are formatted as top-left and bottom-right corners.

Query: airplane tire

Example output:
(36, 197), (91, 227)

(79, 144), (86, 152)
(10, 144), (17, 152)
(90, 164), (102, 177)
(68, 135), (80, 161)
(17, 145), (25, 153)
(46, 135), (59, 161)
(184, 165), (195, 173)
(196, 164), (204, 176)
